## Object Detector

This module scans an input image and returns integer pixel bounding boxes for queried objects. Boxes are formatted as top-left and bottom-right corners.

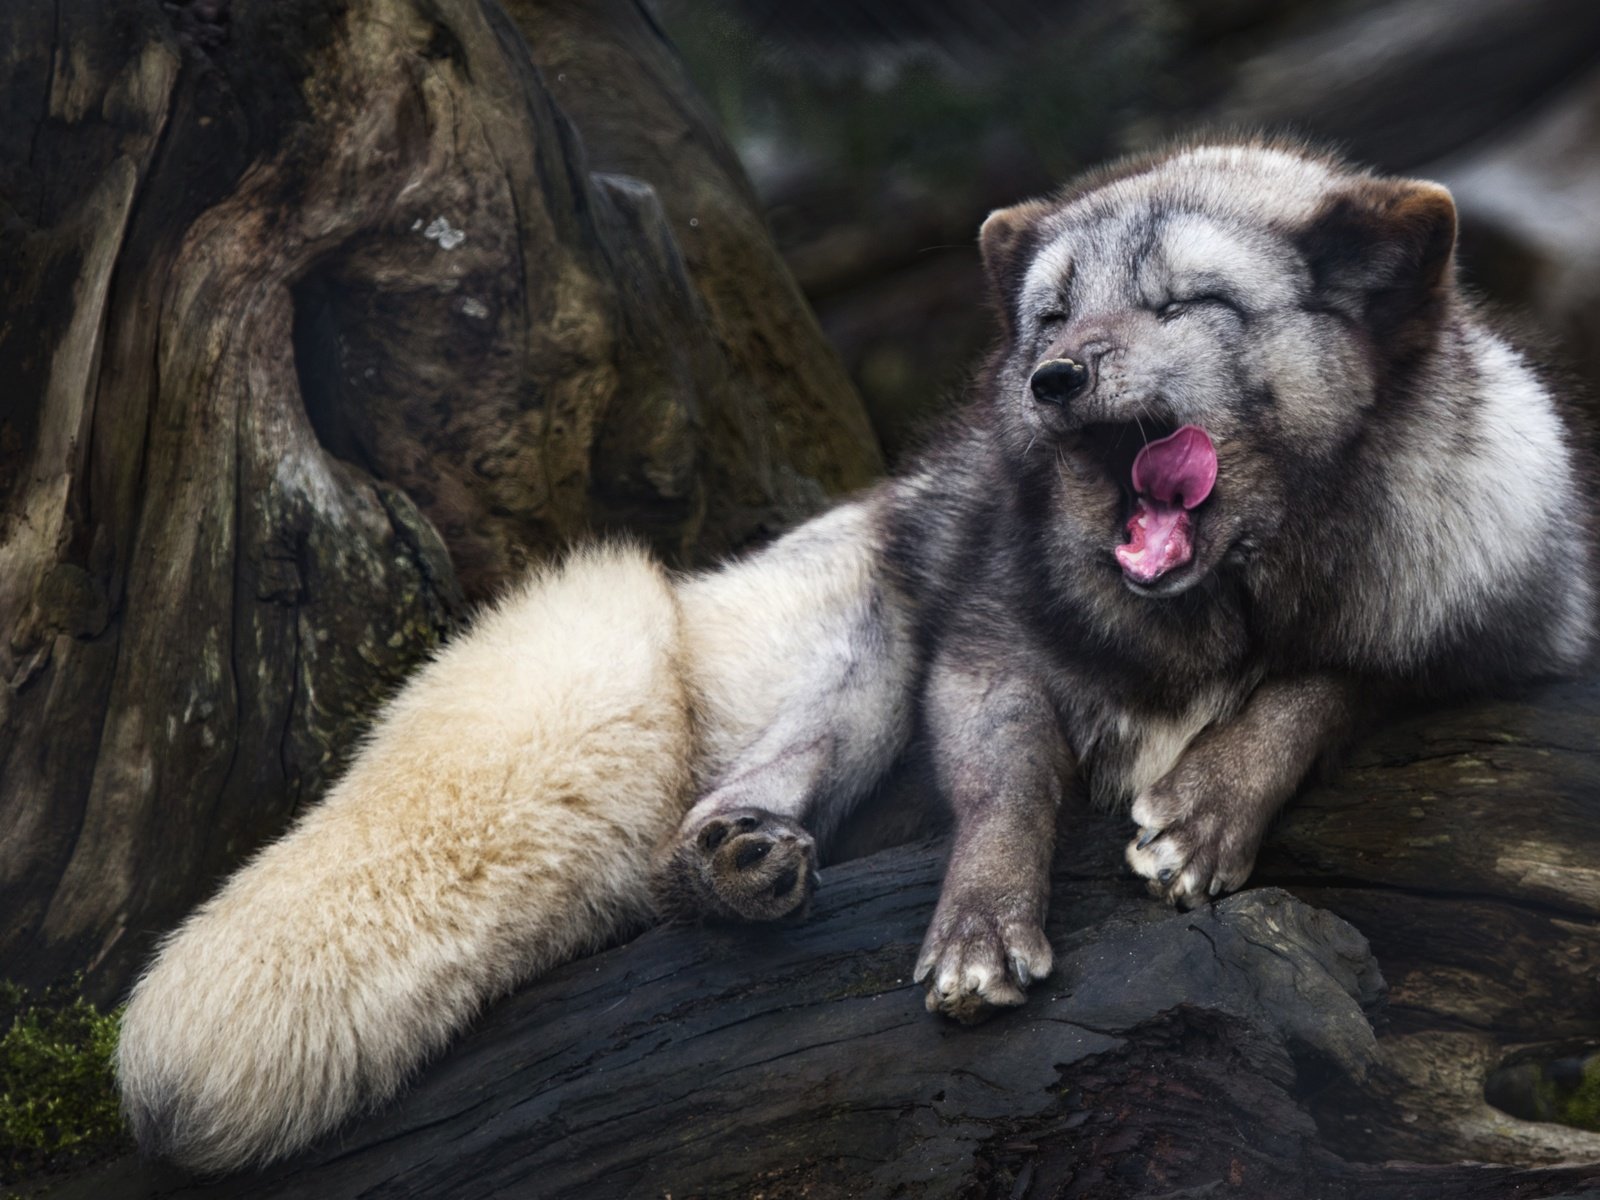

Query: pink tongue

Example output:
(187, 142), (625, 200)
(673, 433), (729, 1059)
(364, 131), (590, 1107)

(1129, 425), (1217, 509)
(1114, 426), (1217, 585)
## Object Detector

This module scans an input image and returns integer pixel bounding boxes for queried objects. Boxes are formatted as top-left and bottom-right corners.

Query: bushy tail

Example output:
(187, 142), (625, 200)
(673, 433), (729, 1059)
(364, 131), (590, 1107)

(116, 545), (695, 1172)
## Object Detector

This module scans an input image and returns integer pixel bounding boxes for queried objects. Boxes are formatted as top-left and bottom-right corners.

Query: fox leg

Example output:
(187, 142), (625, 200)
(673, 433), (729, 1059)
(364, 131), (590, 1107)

(1125, 674), (1358, 907)
(912, 653), (1065, 1022)
(656, 499), (919, 922)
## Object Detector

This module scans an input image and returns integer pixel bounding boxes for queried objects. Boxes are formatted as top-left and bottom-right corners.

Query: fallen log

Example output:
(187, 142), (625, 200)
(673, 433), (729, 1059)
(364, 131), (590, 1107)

(49, 679), (1600, 1197)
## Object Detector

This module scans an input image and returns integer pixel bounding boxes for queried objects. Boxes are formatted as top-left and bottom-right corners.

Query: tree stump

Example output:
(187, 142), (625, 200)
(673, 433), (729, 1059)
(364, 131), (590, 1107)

(0, 0), (880, 996)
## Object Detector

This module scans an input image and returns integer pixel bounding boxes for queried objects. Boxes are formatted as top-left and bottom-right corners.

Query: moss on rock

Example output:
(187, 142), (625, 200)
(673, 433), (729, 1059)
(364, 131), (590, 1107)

(0, 979), (129, 1186)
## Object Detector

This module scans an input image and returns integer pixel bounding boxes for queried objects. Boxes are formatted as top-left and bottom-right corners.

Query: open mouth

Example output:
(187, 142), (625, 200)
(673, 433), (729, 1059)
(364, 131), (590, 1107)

(1074, 423), (1218, 587)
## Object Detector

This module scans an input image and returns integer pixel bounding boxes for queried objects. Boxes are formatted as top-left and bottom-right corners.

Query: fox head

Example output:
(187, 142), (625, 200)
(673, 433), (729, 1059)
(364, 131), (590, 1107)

(979, 140), (1458, 600)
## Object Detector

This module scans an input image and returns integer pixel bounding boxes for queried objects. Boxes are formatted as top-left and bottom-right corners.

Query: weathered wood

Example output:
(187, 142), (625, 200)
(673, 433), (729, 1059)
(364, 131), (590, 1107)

(0, 0), (881, 997)
(35, 677), (1600, 1196)
(26, 862), (1399, 1200)
(1254, 677), (1600, 1166)
(509, 0), (885, 546)
(49, 840), (1600, 1197)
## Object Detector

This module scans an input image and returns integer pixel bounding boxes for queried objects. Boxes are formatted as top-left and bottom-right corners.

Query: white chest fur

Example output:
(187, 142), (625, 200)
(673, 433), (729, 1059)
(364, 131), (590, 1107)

(1091, 682), (1246, 805)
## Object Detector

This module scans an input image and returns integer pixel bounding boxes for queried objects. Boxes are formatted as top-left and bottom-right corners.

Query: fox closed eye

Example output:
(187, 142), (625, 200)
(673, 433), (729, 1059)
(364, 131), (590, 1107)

(1158, 294), (1240, 320)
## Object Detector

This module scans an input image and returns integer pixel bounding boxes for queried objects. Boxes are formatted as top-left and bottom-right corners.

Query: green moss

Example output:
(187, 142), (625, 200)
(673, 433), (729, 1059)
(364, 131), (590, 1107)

(1559, 1056), (1600, 1131)
(0, 979), (130, 1186)
(1486, 1048), (1600, 1133)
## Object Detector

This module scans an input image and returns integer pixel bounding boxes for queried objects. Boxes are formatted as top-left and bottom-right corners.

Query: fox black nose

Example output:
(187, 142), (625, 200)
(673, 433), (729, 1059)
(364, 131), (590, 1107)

(1030, 358), (1089, 406)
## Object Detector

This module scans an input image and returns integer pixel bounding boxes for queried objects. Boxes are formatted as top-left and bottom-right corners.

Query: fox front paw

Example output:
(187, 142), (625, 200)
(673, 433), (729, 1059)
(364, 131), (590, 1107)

(913, 895), (1052, 1023)
(654, 806), (819, 923)
(1125, 780), (1262, 909)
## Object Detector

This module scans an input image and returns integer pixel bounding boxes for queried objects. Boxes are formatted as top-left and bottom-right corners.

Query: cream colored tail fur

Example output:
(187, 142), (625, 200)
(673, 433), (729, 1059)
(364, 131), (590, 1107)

(116, 546), (695, 1172)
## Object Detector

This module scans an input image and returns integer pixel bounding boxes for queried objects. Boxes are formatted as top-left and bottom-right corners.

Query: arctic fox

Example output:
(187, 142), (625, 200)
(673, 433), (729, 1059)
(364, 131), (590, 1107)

(117, 139), (1595, 1172)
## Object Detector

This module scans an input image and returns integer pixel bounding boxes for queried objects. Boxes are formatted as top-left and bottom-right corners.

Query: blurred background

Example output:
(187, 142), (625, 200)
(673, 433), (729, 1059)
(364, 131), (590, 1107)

(652, 0), (1600, 464)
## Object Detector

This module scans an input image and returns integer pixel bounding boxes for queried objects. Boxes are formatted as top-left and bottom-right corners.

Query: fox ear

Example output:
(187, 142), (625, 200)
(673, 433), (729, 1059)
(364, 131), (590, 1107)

(1299, 178), (1457, 324)
(979, 201), (1052, 324)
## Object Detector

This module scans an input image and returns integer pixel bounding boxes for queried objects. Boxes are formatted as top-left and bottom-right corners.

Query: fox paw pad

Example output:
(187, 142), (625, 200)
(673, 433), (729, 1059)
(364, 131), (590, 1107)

(656, 807), (819, 922)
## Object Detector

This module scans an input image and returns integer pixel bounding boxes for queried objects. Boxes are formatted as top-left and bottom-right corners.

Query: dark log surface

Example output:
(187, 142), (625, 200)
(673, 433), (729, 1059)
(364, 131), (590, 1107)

(51, 678), (1600, 1198)
(1259, 677), (1600, 1167)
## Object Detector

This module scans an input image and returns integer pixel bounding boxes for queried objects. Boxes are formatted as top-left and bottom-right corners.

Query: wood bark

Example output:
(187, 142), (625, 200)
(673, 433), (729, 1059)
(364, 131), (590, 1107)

(0, 0), (880, 997)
